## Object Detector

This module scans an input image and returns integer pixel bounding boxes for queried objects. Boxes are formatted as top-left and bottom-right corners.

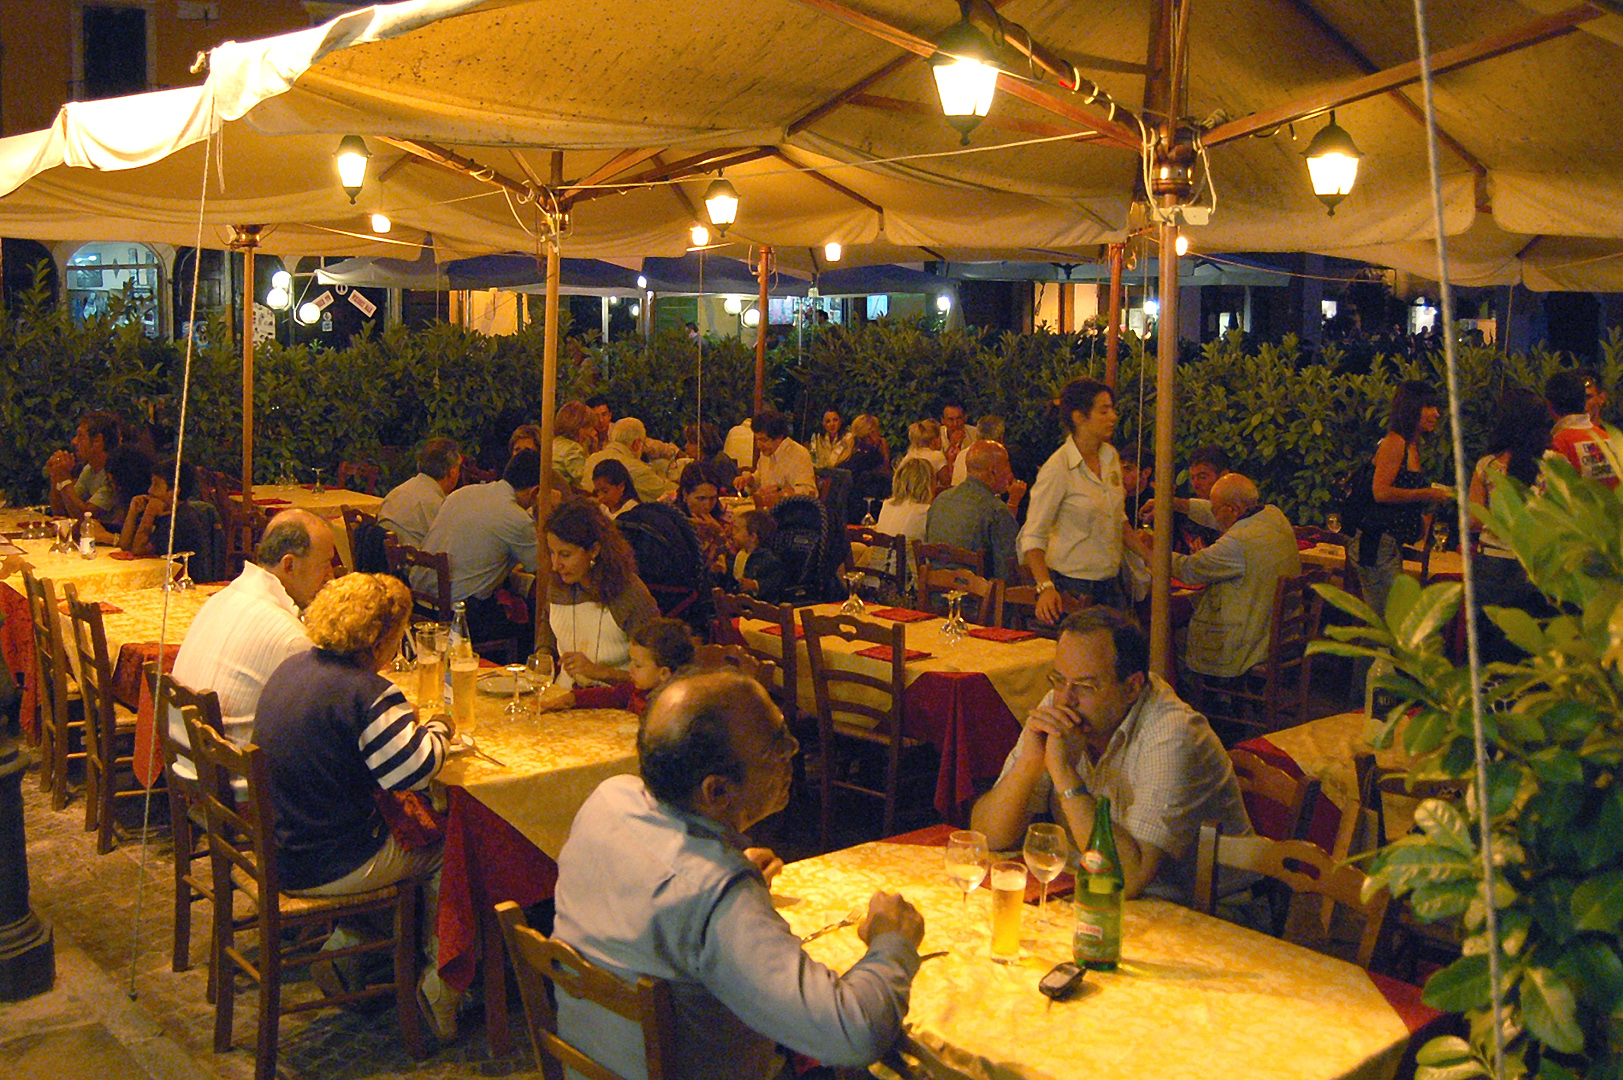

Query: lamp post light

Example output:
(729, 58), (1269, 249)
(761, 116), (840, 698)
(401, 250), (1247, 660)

(929, 14), (999, 145)
(335, 136), (370, 204)
(690, 223), (711, 248)
(1303, 111), (1361, 216)
(824, 241), (842, 263)
(704, 176), (739, 236)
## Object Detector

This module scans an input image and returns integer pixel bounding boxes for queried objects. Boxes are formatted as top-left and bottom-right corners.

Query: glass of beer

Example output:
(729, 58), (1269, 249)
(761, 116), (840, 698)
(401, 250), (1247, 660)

(989, 860), (1027, 960)
(450, 656), (480, 735)
(414, 624), (443, 711)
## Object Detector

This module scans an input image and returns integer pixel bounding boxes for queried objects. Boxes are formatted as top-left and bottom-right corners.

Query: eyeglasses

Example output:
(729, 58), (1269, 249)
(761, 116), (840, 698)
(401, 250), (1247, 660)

(1046, 671), (1106, 698)
(762, 723), (800, 762)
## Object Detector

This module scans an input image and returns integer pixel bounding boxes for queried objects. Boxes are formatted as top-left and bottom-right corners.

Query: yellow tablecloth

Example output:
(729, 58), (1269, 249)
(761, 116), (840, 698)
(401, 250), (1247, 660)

(246, 484), (382, 568)
(395, 672), (638, 857)
(775, 840), (1408, 1080)
(739, 602), (1052, 725)
(6, 538), (175, 593)
(1300, 543), (1462, 581)
(1263, 711), (1419, 849)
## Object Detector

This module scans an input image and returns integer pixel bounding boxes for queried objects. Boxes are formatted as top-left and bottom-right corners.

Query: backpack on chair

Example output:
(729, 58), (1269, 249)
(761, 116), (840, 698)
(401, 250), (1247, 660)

(768, 495), (834, 602)
(615, 501), (715, 636)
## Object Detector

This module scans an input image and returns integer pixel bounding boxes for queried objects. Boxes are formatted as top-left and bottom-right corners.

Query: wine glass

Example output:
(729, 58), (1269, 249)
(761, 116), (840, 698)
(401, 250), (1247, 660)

(527, 650), (555, 716)
(941, 590), (967, 643)
(840, 568), (866, 616)
(1432, 518), (1452, 552)
(311, 466), (325, 493)
(175, 551), (196, 591)
(861, 498), (879, 527)
(1325, 511), (1342, 535)
(503, 662), (529, 714)
(1023, 823), (1069, 920)
(944, 829), (989, 910)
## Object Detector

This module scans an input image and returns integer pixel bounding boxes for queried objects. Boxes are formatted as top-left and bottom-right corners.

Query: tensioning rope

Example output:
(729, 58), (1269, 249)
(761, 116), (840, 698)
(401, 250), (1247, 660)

(1411, 0), (1505, 1073)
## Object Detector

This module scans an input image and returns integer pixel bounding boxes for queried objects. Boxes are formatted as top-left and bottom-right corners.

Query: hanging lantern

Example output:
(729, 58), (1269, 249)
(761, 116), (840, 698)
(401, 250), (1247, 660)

(1303, 111), (1361, 216)
(704, 176), (739, 235)
(929, 16), (999, 145)
(335, 135), (370, 203)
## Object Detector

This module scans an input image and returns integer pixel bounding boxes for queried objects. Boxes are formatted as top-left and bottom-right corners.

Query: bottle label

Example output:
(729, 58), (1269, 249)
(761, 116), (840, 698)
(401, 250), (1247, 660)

(1082, 849), (1111, 875)
(1075, 921), (1104, 942)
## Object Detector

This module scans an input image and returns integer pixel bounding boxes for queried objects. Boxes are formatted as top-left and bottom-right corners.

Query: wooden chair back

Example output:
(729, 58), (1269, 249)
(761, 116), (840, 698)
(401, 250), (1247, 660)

(387, 540), (453, 622)
(1194, 820), (1389, 969)
(709, 589), (797, 710)
(222, 500), (268, 579)
(911, 540), (985, 577)
(336, 459), (381, 496)
(22, 570), (79, 808)
(496, 901), (675, 1080)
(799, 610), (912, 844)
(1000, 583), (1086, 635)
(1229, 747), (1321, 842)
(1192, 570), (1326, 736)
(844, 525), (906, 600)
(913, 549), (1002, 626)
(691, 643), (779, 697)
(64, 583), (139, 851)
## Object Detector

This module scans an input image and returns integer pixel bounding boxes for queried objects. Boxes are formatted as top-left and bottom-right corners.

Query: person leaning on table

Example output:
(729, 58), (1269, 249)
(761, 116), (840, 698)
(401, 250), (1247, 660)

(553, 670), (924, 1080)
(971, 607), (1251, 904)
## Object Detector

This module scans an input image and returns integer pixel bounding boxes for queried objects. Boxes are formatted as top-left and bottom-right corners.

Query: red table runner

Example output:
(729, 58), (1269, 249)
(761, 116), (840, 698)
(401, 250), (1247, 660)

(0, 583), (34, 738)
(128, 643), (183, 787)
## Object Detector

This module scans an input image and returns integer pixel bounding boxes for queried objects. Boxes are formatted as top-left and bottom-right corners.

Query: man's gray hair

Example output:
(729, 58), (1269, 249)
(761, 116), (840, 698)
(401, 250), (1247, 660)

(256, 515), (314, 566)
(417, 437), (462, 480)
(610, 417), (646, 447)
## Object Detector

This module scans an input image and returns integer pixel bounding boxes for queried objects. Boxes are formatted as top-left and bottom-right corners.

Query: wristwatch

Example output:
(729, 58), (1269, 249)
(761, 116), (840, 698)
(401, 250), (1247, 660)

(55, 479), (72, 492)
(1035, 580), (1055, 595)
(1058, 781), (1089, 801)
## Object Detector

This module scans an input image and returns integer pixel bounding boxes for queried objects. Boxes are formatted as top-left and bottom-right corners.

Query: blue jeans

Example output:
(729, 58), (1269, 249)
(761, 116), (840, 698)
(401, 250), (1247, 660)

(1349, 531), (1401, 619)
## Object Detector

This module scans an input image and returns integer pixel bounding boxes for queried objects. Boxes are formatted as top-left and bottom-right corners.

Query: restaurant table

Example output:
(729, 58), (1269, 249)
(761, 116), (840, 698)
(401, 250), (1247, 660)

(736, 602), (1051, 817)
(2, 537), (177, 593)
(239, 484), (383, 568)
(397, 671), (640, 1053)
(1300, 543), (1463, 582)
(776, 828), (1430, 1080)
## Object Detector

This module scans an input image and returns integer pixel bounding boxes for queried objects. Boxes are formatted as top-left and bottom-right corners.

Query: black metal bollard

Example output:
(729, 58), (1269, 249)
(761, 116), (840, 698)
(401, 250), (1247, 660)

(0, 736), (54, 999)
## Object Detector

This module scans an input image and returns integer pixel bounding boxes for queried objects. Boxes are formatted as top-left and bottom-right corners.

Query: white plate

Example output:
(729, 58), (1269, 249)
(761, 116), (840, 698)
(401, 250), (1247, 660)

(477, 671), (532, 695)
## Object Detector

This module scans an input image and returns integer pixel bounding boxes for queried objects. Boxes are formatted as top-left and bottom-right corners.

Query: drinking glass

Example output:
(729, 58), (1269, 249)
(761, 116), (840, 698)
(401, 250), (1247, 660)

(311, 466), (325, 493)
(944, 829), (989, 910)
(414, 624), (444, 712)
(989, 860), (1027, 960)
(175, 551), (196, 591)
(1325, 511), (1342, 535)
(53, 518), (73, 553)
(840, 568), (866, 616)
(940, 590), (967, 643)
(1023, 823), (1069, 920)
(527, 651), (556, 716)
(450, 655), (480, 734)
(1432, 518), (1452, 552)
(503, 662), (529, 715)
(861, 498), (879, 527)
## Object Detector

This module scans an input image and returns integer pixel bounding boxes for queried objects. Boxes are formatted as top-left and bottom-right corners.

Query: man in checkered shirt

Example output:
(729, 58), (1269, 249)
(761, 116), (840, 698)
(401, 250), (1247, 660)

(971, 607), (1252, 905)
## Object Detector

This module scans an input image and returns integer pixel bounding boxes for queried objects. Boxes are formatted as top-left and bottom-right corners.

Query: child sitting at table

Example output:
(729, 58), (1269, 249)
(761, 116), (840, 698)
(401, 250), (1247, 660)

(731, 509), (785, 601)
(536, 617), (694, 715)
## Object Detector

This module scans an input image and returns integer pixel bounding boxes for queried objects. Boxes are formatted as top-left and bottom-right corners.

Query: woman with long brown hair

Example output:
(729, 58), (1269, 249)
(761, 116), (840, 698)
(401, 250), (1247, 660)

(536, 495), (659, 689)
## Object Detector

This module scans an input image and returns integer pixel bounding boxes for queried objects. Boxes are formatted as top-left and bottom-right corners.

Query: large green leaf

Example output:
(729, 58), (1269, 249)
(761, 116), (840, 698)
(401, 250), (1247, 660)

(1521, 966), (1584, 1054)
(1398, 581), (1464, 651)
(1370, 841), (1478, 894)
(1415, 798), (1475, 855)
(1423, 954), (1493, 1011)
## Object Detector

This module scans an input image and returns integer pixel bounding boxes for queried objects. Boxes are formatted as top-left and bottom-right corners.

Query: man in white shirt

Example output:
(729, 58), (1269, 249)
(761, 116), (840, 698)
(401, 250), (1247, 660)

(723, 417), (755, 469)
(169, 509), (337, 771)
(739, 409), (816, 508)
(583, 418), (677, 503)
(378, 437), (462, 548)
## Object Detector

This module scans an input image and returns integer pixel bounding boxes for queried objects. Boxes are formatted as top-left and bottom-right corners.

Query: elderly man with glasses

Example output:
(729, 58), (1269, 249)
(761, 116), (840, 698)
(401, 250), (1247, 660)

(971, 608), (1251, 904)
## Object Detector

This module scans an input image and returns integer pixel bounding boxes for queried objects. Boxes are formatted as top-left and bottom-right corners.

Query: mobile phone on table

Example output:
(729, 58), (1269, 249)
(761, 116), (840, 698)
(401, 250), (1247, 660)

(1038, 961), (1085, 1001)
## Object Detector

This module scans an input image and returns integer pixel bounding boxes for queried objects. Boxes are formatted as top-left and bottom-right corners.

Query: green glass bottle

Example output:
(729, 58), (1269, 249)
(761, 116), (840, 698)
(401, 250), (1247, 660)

(1072, 795), (1123, 971)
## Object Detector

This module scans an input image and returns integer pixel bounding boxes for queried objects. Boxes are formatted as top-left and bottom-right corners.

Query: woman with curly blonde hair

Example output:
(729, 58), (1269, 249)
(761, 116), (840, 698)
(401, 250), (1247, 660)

(252, 573), (463, 1038)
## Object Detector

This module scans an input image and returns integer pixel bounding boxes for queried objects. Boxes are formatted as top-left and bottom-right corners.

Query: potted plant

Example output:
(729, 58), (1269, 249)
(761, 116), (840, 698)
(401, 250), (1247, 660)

(1309, 457), (1623, 1080)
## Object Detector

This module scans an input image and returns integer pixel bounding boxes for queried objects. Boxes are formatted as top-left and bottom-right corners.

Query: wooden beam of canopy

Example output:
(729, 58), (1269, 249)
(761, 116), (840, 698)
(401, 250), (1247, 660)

(558, 147), (665, 209)
(1204, 3), (1605, 146)
(767, 147), (884, 216)
(231, 225), (262, 503)
(536, 150), (563, 642)
(788, 0), (1143, 151)
(574, 148), (776, 205)
(376, 137), (534, 199)
(787, 53), (916, 136)
(1279, 0), (1487, 179)
(842, 92), (1116, 142)
(755, 247), (771, 414)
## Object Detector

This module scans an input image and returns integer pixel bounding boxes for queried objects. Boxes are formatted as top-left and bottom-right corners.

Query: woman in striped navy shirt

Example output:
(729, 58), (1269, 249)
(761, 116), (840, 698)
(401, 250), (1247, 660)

(253, 572), (462, 1039)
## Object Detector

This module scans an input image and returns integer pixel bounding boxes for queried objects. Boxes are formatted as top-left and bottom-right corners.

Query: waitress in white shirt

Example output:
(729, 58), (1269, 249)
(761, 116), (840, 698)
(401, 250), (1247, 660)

(537, 496), (660, 689)
(1019, 378), (1132, 622)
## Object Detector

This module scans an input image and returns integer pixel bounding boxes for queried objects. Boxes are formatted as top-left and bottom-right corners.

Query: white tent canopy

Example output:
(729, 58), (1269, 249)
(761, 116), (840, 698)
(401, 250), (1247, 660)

(0, 0), (1621, 284)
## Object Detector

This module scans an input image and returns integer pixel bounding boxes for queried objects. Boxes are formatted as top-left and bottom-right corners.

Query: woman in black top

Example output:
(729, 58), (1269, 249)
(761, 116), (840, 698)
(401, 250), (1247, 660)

(1353, 380), (1453, 615)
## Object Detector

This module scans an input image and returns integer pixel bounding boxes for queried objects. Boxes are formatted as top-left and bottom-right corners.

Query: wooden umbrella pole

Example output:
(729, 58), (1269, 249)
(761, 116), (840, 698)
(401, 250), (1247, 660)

(754, 245), (771, 414)
(537, 150), (563, 644)
(1149, 218), (1180, 678)
(1105, 241), (1125, 390)
(234, 226), (262, 503)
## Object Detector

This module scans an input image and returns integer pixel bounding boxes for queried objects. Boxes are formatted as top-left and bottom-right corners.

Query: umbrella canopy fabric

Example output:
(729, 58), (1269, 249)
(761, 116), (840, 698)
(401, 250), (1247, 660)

(0, 0), (1621, 285)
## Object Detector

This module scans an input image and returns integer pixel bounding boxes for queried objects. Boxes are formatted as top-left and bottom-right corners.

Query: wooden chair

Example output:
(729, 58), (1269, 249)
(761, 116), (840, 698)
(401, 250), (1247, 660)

(1194, 820), (1390, 969)
(913, 550), (1002, 627)
(800, 610), (926, 847)
(691, 642), (779, 698)
(1186, 570), (1326, 737)
(386, 539), (453, 622)
(63, 583), (147, 854)
(1001, 583), (1085, 636)
(222, 500), (268, 580)
(709, 590), (799, 717)
(22, 570), (82, 809)
(845, 525), (906, 601)
(336, 459), (381, 496)
(1229, 747), (1322, 842)
(496, 901), (675, 1080)
(181, 706), (427, 1080)
(911, 540), (985, 578)
(342, 504), (389, 573)
(145, 662), (225, 988)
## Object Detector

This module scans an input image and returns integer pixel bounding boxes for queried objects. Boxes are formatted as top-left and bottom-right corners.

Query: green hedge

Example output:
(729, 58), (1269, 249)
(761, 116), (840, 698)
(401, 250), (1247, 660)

(3, 266), (1619, 527)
